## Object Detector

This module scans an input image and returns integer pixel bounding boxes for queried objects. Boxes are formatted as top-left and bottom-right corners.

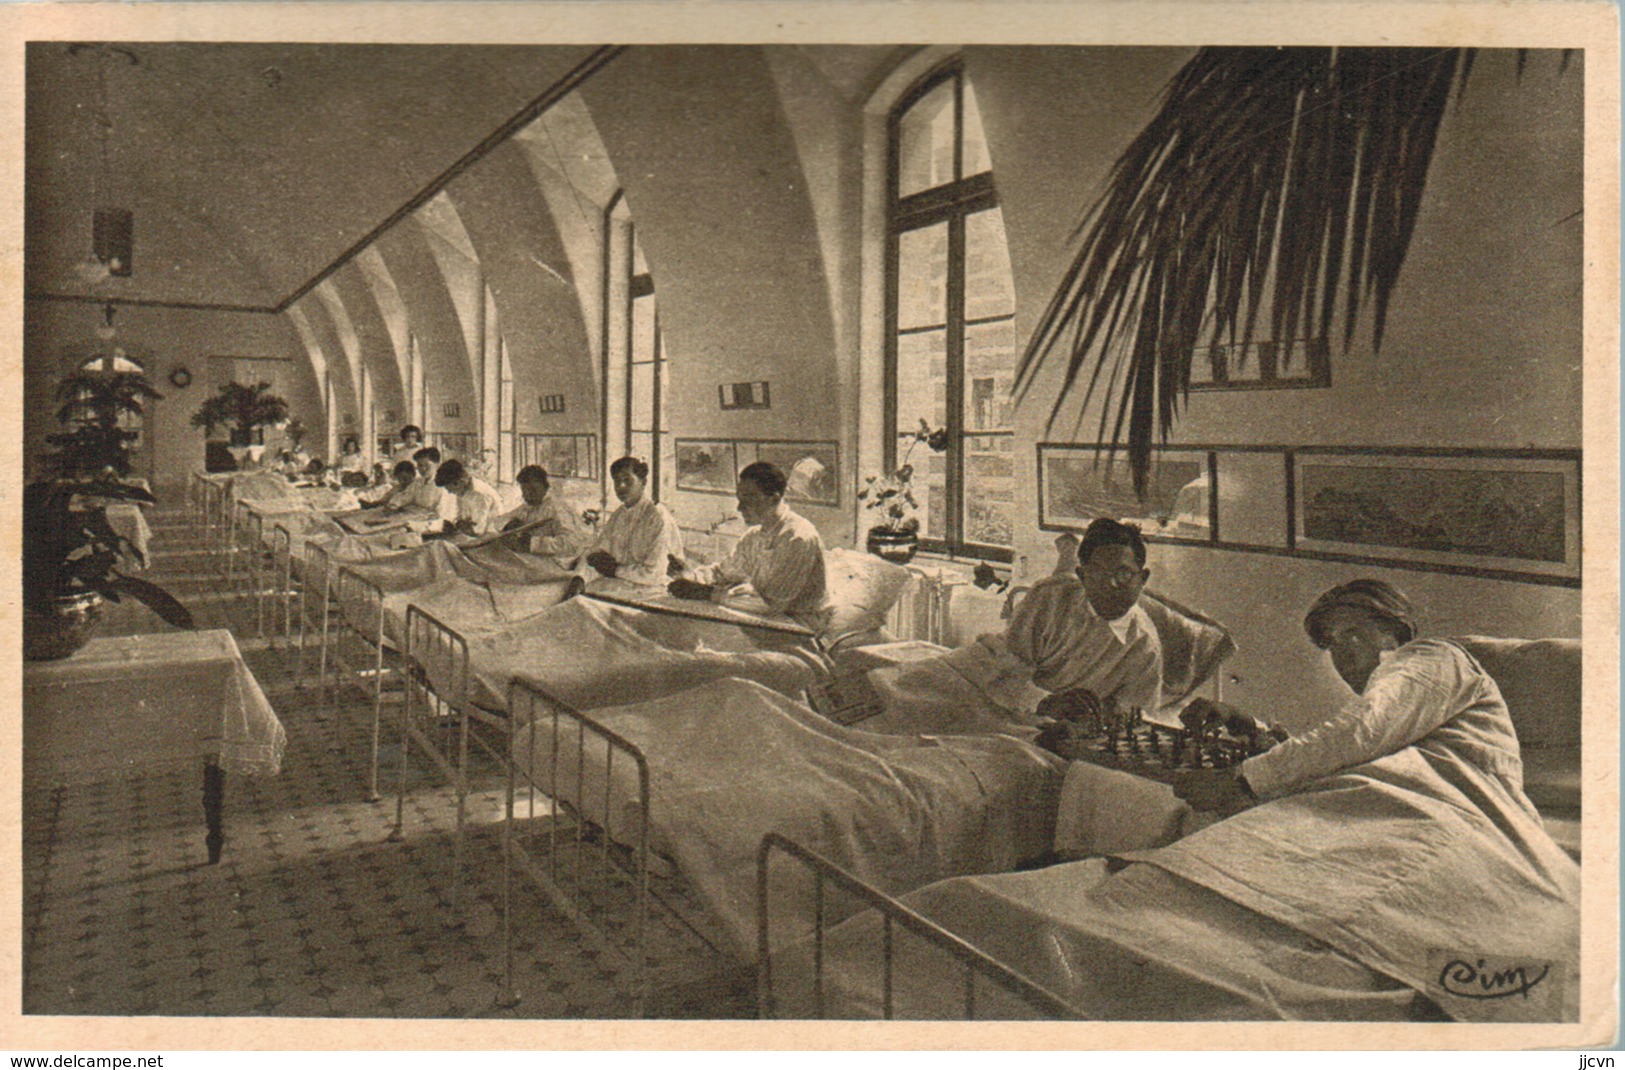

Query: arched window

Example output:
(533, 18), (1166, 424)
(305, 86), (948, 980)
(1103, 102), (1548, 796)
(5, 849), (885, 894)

(80, 350), (144, 374)
(886, 62), (1017, 559)
(602, 191), (670, 501)
(79, 349), (146, 452)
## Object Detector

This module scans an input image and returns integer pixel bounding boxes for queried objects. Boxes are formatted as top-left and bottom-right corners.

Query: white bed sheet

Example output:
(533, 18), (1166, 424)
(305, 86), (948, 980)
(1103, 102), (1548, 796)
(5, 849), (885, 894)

(775, 859), (1422, 1021)
(331, 541), (576, 646)
(774, 746), (1581, 1023)
(450, 597), (829, 713)
(510, 677), (1064, 962)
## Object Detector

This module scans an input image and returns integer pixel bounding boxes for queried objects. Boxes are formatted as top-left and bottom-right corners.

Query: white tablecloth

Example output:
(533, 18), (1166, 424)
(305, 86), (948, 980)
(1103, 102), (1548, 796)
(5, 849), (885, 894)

(24, 630), (286, 787)
(104, 502), (153, 570)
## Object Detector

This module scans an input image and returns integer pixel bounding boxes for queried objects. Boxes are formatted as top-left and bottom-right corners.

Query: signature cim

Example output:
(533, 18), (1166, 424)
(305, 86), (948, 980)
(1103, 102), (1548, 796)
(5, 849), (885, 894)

(1437, 958), (1550, 1000)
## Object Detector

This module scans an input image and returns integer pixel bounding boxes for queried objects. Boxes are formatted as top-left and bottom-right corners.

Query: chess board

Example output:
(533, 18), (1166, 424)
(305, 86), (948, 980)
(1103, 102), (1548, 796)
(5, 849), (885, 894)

(1049, 708), (1277, 784)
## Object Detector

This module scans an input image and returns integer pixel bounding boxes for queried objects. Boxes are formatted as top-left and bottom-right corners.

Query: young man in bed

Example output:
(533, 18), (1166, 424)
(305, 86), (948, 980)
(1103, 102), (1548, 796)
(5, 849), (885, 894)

(864, 517), (1162, 737)
(1125, 578), (1579, 1020)
(581, 455), (686, 588)
(494, 464), (587, 564)
(669, 461), (830, 628)
(433, 457), (503, 537)
(821, 578), (1577, 1022)
(360, 451), (444, 519)
(1173, 578), (1545, 819)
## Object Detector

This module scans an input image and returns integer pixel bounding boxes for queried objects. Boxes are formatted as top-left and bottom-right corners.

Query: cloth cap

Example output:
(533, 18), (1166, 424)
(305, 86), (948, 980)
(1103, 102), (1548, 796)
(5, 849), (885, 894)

(1304, 579), (1416, 648)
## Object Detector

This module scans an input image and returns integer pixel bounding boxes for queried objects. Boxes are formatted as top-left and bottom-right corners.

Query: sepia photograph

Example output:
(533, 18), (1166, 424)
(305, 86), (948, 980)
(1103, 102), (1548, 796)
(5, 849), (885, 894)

(4, 0), (1617, 1054)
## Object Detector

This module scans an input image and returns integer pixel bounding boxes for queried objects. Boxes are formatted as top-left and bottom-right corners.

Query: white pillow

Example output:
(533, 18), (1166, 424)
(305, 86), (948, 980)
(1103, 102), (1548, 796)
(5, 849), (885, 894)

(823, 548), (914, 647)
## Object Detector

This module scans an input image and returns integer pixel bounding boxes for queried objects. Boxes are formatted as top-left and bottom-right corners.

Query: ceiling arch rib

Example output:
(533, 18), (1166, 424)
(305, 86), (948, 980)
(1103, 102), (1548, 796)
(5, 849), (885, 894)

(415, 193), (486, 385)
(284, 305), (333, 445)
(443, 143), (601, 437)
(354, 247), (414, 401)
(510, 89), (621, 371)
(372, 220), (479, 434)
(313, 280), (365, 398)
(327, 264), (407, 421)
(579, 46), (841, 441)
(292, 294), (362, 439)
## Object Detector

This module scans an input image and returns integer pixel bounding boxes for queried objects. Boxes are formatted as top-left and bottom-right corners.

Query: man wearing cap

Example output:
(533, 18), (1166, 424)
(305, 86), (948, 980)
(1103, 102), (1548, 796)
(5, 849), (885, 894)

(1141, 577), (1579, 1020)
(1175, 578), (1541, 817)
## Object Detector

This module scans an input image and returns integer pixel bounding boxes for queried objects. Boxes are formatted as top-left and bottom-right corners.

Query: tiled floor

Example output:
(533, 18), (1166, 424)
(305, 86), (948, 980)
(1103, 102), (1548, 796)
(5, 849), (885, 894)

(22, 507), (752, 1019)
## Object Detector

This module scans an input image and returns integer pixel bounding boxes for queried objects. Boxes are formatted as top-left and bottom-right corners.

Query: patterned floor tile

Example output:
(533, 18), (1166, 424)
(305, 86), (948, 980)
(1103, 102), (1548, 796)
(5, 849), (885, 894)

(23, 508), (739, 1021)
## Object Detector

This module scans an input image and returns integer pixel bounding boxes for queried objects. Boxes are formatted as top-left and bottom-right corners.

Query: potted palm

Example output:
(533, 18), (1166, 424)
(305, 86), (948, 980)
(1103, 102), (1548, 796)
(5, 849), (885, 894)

(24, 479), (195, 658)
(191, 380), (290, 448)
(858, 420), (948, 564)
(27, 364), (193, 658)
(46, 367), (161, 480)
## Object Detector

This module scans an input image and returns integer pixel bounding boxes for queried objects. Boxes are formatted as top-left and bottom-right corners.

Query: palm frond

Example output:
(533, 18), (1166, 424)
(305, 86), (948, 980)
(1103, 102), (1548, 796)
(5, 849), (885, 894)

(1014, 47), (1476, 494)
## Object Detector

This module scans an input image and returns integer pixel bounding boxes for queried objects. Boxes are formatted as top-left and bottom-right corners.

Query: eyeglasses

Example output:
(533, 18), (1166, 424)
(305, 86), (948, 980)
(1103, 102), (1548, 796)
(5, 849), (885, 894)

(1078, 562), (1142, 589)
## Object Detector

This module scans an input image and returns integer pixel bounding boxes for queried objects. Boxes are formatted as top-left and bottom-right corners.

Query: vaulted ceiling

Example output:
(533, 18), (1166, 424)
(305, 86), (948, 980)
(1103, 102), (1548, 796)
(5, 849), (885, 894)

(25, 42), (611, 311)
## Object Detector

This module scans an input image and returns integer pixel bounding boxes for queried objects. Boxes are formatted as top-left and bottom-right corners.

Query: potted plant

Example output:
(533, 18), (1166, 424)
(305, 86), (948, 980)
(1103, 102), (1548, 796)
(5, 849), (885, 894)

(191, 380), (290, 448)
(45, 366), (162, 480)
(858, 419), (948, 564)
(23, 478), (195, 659)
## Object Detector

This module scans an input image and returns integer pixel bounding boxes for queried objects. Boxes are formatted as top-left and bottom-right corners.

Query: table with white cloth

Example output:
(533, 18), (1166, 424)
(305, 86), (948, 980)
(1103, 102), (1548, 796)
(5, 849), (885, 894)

(24, 630), (287, 864)
(103, 502), (153, 571)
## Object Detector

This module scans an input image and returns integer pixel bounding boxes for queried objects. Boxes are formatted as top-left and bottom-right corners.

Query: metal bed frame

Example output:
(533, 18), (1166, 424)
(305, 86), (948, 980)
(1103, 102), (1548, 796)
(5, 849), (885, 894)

(267, 523), (303, 645)
(237, 502), (284, 636)
(194, 475), (229, 562)
(755, 832), (1078, 1020)
(498, 676), (738, 1015)
(315, 556), (410, 801)
(296, 539), (343, 681)
(386, 602), (671, 996)
(390, 605), (509, 912)
(393, 602), (797, 1013)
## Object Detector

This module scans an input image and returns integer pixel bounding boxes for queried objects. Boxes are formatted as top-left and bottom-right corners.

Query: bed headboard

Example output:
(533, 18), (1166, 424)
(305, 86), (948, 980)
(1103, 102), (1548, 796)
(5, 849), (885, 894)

(1453, 636), (1580, 751)
(1453, 636), (1580, 823)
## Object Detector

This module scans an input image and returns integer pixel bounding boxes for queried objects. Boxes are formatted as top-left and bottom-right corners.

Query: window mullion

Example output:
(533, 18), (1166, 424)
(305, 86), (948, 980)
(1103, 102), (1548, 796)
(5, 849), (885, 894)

(623, 224), (636, 473)
(651, 311), (662, 500)
(945, 211), (967, 552)
(882, 231), (901, 479)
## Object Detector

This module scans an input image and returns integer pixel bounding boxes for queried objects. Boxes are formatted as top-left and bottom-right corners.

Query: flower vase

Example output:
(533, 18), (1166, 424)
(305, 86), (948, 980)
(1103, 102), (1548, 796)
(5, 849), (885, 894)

(23, 592), (105, 661)
(866, 528), (919, 565)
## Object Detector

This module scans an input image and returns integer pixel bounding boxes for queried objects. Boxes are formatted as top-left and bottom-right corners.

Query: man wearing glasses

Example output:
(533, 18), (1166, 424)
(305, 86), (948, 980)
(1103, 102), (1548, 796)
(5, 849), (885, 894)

(863, 517), (1161, 736)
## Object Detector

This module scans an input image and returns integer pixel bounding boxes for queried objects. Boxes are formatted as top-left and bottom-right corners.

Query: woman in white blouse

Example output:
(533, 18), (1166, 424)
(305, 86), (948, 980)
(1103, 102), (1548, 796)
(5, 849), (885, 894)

(582, 456), (685, 588)
(336, 436), (366, 473)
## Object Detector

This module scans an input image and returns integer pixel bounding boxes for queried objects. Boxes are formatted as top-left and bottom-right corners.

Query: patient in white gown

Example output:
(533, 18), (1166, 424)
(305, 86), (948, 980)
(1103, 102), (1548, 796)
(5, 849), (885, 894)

(864, 518), (1162, 736)
(781, 579), (1579, 1022)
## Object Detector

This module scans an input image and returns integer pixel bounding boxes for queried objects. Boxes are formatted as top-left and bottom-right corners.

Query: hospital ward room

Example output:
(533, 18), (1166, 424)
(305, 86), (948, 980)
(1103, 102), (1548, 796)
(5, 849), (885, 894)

(19, 40), (1600, 1030)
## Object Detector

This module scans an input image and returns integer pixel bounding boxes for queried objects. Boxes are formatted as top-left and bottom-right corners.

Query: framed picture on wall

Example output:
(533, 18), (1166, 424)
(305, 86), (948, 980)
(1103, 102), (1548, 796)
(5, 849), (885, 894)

(517, 432), (596, 481)
(745, 440), (840, 506)
(1291, 449), (1581, 582)
(1187, 337), (1330, 391)
(1038, 443), (1216, 543)
(674, 439), (738, 494)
